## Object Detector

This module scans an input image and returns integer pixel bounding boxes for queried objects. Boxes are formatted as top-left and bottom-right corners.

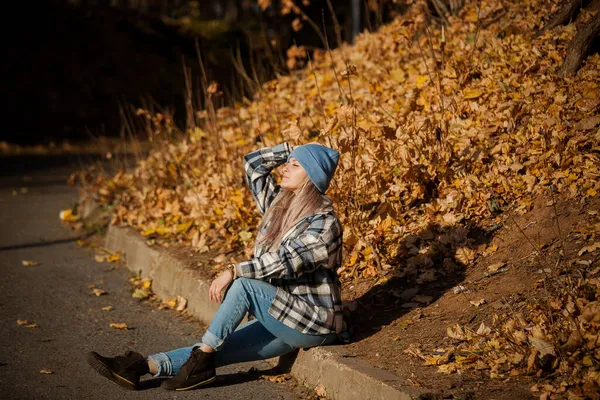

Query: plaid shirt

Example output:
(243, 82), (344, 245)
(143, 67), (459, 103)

(233, 142), (344, 336)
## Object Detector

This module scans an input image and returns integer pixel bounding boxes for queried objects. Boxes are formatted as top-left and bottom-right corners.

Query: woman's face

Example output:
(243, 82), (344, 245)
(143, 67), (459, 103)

(281, 157), (308, 190)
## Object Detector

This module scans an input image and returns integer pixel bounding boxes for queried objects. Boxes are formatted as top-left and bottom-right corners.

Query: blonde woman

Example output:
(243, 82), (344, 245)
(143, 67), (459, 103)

(87, 142), (344, 391)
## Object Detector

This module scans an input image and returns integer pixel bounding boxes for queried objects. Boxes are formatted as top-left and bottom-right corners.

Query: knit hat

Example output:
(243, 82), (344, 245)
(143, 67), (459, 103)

(287, 143), (340, 193)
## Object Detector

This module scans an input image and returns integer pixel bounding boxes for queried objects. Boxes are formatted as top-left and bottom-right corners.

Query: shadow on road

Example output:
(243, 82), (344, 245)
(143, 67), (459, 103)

(0, 234), (93, 252)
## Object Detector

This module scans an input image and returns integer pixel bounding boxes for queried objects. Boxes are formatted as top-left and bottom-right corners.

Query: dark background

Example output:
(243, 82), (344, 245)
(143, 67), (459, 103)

(3, 0), (404, 145)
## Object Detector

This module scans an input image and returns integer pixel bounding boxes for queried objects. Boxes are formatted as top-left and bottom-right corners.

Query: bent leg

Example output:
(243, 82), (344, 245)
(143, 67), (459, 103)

(148, 278), (337, 377)
(202, 278), (337, 351)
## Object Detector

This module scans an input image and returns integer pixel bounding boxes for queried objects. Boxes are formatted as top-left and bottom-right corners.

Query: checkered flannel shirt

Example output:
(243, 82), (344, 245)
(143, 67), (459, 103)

(233, 142), (344, 335)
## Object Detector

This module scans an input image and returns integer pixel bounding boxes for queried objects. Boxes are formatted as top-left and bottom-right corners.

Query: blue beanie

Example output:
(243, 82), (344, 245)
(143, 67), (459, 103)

(287, 143), (340, 193)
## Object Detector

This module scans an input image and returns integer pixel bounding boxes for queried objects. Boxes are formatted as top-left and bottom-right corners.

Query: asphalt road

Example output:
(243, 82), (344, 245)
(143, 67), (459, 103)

(0, 155), (305, 400)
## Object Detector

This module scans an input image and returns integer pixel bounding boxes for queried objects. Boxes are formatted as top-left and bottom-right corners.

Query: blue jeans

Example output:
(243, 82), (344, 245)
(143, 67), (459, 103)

(148, 277), (338, 376)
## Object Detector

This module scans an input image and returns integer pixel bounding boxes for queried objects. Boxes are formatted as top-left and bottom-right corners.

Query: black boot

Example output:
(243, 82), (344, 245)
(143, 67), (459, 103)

(161, 346), (216, 391)
(87, 350), (149, 390)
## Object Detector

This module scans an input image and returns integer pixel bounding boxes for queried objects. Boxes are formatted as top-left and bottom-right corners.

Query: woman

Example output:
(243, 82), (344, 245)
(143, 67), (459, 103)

(87, 141), (344, 391)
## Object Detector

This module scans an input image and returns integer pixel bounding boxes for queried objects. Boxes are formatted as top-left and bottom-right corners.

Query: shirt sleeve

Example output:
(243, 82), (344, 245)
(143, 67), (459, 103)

(243, 142), (292, 215)
(234, 214), (335, 280)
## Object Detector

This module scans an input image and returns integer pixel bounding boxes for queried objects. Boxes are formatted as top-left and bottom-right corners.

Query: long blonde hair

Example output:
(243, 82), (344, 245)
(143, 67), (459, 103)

(256, 176), (331, 250)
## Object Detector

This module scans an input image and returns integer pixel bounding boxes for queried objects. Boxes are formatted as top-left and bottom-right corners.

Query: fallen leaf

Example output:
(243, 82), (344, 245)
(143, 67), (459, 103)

(90, 288), (107, 296)
(529, 337), (555, 357)
(239, 230), (253, 242)
(447, 324), (466, 340)
(415, 75), (429, 88)
(482, 244), (499, 256)
(575, 115), (600, 130)
(165, 298), (178, 308)
(476, 322), (491, 336)
(109, 323), (129, 330)
(578, 242), (600, 256)
(455, 247), (476, 265)
(424, 354), (445, 366)
(59, 209), (78, 222)
(470, 299), (486, 307)
(389, 69), (406, 83)
(17, 319), (29, 325)
(101, 306), (113, 311)
(463, 89), (483, 99)
(40, 369), (53, 375)
(314, 383), (327, 397)
(107, 252), (120, 263)
(487, 262), (506, 273)
(176, 295), (188, 312)
(260, 373), (291, 383)
(437, 363), (458, 374)
(132, 288), (149, 299)
(94, 255), (106, 263)
(22, 260), (40, 267)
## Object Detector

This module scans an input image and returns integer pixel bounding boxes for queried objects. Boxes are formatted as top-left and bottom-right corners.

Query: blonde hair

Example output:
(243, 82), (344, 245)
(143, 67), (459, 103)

(256, 176), (331, 250)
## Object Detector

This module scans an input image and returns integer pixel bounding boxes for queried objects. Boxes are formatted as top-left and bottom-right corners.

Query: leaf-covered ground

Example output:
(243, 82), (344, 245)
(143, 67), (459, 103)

(65, 0), (599, 398)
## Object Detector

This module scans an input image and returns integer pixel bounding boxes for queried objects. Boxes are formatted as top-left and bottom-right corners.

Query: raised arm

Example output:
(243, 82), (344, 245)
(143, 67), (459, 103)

(243, 142), (292, 215)
(233, 213), (342, 280)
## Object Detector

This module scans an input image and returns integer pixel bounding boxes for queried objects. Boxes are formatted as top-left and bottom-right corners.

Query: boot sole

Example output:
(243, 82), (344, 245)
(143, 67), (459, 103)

(87, 352), (137, 390)
(163, 375), (217, 391)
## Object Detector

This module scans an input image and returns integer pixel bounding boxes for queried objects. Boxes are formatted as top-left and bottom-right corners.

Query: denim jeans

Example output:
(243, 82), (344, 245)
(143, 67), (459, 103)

(148, 277), (338, 376)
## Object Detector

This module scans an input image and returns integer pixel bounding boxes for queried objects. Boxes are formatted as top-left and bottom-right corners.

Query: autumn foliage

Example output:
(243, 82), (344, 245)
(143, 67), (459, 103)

(70, 0), (600, 397)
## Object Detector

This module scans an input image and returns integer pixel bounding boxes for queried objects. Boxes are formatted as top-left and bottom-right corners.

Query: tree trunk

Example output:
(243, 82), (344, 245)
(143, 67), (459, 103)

(545, 0), (592, 31)
(560, 13), (600, 76)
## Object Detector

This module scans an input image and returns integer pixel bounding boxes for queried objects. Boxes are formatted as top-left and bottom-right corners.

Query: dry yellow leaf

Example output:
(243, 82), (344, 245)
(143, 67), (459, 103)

(455, 247), (476, 265)
(260, 373), (291, 383)
(141, 227), (156, 237)
(107, 252), (120, 263)
(415, 75), (429, 88)
(487, 262), (506, 273)
(132, 288), (149, 299)
(40, 369), (54, 375)
(470, 299), (486, 307)
(176, 221), (193, 234)
(463, 89), (483, 99)
(166, 298), (178, 308)
(389, 69), (406, 83)
(59, 209), (78, 222)
(90, 288), (107, 296)
(437, 364), (457, 374)
(109, 323), (129, 330)
(482, 244), (499, 256)
(22, 260), (40, 267)
(447, 324), (466, 340)
(101, 306), (113, 311)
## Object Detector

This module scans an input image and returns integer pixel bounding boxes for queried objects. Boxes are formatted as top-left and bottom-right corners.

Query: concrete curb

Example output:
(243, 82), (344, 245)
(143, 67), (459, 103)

(106, 225), (429, 400)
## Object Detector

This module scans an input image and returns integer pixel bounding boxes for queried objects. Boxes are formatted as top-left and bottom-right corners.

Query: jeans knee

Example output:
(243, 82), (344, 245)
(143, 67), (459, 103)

(229, 277), (249, 294)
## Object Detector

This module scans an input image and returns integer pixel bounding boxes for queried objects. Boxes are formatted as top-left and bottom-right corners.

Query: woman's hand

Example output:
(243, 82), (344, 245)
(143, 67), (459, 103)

(209, 270), (233, 303)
